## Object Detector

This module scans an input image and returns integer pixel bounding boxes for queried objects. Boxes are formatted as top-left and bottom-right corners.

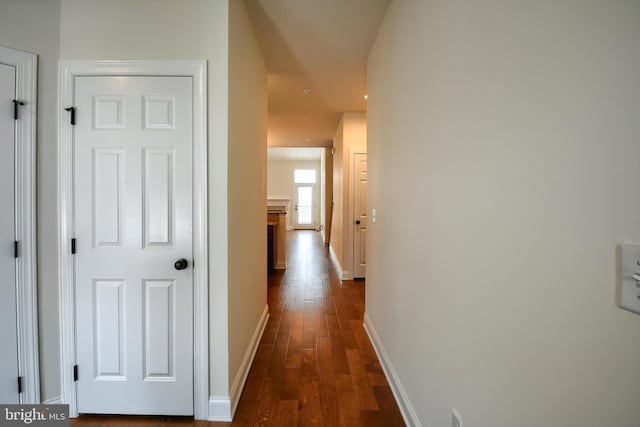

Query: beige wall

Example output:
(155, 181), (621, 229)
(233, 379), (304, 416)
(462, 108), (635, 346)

(0, 0), (62, 402)
(367, 1), (640, 426)
(267, 159), (321, 230)
(331, 118), (345, 264)
(320, 147), (333, 243)
(330, 112), (366, 277)
(227, 0), (268, 395)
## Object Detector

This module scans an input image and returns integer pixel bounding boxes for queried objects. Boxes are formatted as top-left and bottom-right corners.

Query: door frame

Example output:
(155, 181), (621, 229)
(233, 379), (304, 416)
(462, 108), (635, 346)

(0, 46), (39, 404)
(58, 60), (209, 419)
(348, 147), (367, 279)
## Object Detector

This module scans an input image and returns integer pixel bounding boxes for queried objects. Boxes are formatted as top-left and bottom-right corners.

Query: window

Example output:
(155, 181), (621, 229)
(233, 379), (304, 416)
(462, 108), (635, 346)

(294, 169), (316, 184)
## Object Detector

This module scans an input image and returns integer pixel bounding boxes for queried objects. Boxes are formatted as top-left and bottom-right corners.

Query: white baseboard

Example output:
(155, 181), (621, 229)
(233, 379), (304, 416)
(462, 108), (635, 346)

(42, 396), (63, 405)
(363, 313), (423, 427)
(328, 245), (351, 280)
(208, 396), (232, 421)
(286, 226), (294, 231)
(209, 305), (269, 422)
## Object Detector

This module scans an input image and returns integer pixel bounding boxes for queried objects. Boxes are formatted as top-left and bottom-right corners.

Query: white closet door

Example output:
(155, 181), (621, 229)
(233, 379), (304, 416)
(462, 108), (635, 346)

(74, 76), (194, 415)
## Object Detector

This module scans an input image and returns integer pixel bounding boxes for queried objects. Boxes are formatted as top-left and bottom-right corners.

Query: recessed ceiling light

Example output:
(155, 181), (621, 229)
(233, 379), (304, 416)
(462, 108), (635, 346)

(303, 88), (311, 95)
(364, 94), (368, 100)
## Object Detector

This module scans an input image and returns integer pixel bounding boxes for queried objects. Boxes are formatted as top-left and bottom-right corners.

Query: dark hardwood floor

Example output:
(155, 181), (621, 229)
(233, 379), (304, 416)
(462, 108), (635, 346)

(71, 231), (405, 426)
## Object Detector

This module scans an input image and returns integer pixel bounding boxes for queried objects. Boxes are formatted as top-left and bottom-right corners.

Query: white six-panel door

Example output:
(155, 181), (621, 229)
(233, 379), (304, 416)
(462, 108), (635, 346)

(73, 76), (194, 415)
(0, 62), (20, 405)
(353, 153), (367, 278)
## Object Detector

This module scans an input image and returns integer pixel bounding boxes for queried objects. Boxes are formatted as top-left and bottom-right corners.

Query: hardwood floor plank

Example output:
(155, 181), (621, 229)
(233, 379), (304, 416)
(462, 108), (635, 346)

(300, 348), (317, 377)
(298, 376), (323, 426)
(317, 336), (340, 426)
(285, 311), (304, 368)
(275, 400), (299, 427)
(335, 374), (361, 427)
(371, 386), (406, 427)
(345, 348), (379, 411)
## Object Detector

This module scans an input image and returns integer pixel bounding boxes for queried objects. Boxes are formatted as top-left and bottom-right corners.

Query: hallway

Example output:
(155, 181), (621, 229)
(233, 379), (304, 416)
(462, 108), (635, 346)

(71, 231), (404, 426)
(231, 231), (404, 426)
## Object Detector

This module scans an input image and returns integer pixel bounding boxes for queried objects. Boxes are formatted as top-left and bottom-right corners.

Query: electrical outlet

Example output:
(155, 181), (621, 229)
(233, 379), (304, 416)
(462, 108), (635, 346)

(452, 408), (463, 427)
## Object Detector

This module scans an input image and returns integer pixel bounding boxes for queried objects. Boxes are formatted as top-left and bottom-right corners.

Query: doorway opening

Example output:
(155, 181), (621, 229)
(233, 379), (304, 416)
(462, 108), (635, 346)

(294, 169), (316, 229)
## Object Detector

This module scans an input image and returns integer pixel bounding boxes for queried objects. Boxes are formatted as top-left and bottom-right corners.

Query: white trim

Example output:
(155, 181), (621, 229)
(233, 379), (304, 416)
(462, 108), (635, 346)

(42, 396), (63, 405)
(329, 244), (351, 280)
(208, 396), (231, 422)
(229, 305), (269, 417)
(58, 60), (208, 419)
(348, 147), (367, 279)
(0, 45), (40, 404)
(363, 314), (423, 427)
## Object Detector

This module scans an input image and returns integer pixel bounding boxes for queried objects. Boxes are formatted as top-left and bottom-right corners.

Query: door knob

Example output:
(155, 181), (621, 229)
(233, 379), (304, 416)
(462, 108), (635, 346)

(355, 220), (361, 225)
(174, 258), (189, 270)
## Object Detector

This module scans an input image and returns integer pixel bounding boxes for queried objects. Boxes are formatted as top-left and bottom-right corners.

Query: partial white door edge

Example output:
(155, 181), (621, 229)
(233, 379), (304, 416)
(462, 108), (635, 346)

(0, 45), (40, 404)
(348, 146), (367, 279)
(57, 60), (209, 419)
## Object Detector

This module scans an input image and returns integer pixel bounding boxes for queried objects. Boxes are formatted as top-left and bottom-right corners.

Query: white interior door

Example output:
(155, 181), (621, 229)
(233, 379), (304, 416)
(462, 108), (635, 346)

(353, 153), (367, 278)
(294, 183), (316, 229)
(73, 76), (194, 415)
(0, 62), (20, 404)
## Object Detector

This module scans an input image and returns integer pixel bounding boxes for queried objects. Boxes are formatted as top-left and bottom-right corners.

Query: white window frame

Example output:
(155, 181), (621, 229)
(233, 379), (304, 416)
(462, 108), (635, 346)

(58, 60), (209, 419)
(0, 45), (39, 404)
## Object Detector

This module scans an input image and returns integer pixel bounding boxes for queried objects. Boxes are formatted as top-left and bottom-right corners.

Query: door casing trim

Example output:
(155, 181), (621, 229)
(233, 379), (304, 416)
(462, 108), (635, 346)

(58, 60), (209, 419)
(0, 45), (39, 404)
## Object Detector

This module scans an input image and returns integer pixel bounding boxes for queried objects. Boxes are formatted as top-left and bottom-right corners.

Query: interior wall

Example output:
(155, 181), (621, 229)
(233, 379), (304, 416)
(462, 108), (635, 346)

(323, 147), (333, 244)
(330, 112), (366, 277)
(320, 150), (326, 236)
(0, 0), (62, 403)
(227, 0), (268, 396)
(366, 1), (640, 426)
(267, 159), (322, 230)
(59, 0), (232, 402)
(331, 118), (345, 265)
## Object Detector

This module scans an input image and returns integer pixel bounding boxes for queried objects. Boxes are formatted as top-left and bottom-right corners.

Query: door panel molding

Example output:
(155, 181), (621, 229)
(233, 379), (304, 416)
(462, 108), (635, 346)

(0, 45), (39, 404)
(58, 60), (208, 419)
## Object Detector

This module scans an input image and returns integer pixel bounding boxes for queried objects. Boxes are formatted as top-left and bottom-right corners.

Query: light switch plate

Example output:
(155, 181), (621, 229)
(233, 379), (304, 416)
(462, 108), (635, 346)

(617, 244), (640, 315)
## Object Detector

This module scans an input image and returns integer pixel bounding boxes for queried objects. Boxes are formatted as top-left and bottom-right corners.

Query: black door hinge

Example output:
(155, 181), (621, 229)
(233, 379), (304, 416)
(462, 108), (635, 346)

(17, 376), (22, 394)
(64, 106), (76, 125)
(13, 100), (24, 120)
(14, 241), (18, 258)
(73, 365), (78, 382)
(71, 238), (76, 254)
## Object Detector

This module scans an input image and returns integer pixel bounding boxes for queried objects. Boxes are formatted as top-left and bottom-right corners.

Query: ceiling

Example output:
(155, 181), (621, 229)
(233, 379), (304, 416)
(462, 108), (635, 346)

(245, 0), (390, 147)
(268, 147), (323, 161)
